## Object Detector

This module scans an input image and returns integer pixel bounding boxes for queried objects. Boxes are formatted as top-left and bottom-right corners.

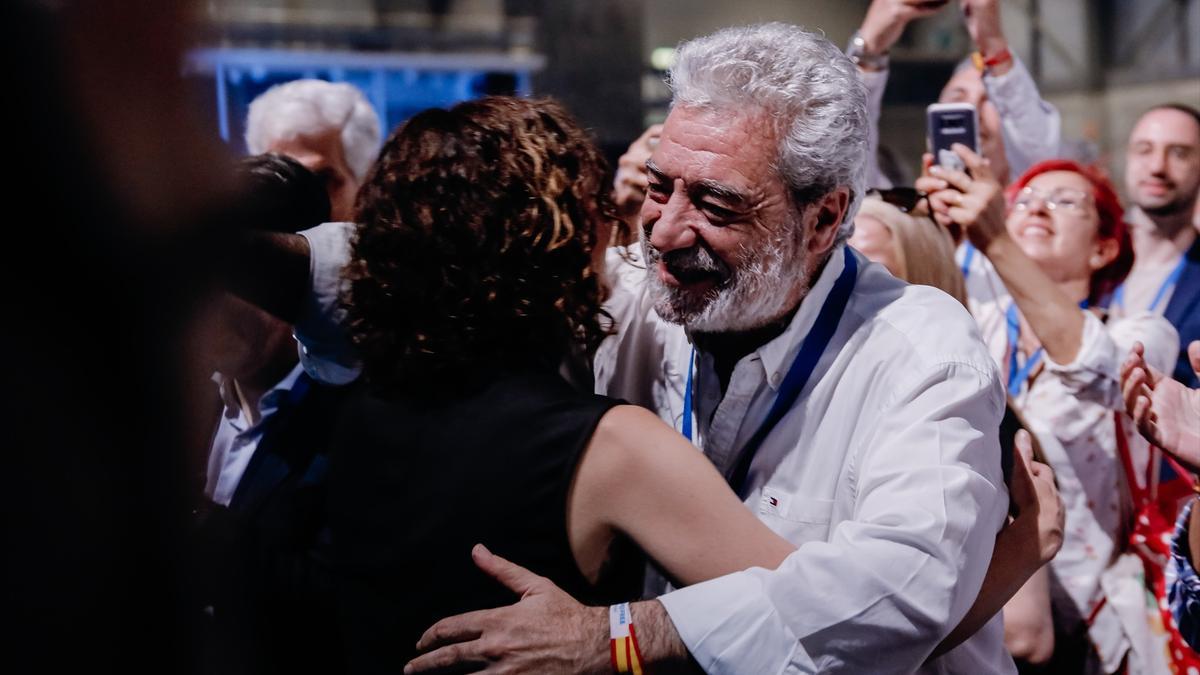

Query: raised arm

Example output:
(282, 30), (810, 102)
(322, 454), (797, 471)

(918, 144), (1085, 363)
(223, 221), (362, 385)
(612, 125), (663, 233)
(851, 0), (951, 188)
(963, 0), (1062, 176)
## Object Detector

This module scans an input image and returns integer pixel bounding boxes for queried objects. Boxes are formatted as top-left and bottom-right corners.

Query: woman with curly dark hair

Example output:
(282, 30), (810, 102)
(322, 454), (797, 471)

(328, 96), (795, 671)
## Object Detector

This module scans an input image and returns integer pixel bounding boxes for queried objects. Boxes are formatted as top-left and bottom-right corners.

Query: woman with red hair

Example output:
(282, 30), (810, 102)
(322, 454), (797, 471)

(919, 147), (1180, 673)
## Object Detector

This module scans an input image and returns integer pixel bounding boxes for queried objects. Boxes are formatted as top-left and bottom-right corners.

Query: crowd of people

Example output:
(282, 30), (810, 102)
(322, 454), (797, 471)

(10, 0), (1200, 674)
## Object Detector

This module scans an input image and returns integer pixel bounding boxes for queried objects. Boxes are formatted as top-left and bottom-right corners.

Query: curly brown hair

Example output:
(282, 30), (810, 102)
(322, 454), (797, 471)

(344, 96), (624, 396)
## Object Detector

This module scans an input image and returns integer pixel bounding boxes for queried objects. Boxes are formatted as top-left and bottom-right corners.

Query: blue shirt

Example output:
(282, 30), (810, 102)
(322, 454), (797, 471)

(204, 363), (306, 506)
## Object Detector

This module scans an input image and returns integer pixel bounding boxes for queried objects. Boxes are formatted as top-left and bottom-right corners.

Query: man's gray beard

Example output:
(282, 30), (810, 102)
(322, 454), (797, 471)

(646, 229), (810, 333)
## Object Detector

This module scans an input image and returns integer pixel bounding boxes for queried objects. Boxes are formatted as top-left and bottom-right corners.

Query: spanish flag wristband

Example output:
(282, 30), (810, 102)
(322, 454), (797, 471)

(609, 602), (645, 674)
(971, 47), (1013, 73)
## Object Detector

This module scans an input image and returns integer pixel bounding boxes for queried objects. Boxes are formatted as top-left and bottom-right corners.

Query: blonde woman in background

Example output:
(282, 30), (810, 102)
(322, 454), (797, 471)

(851, 190), (969, 307)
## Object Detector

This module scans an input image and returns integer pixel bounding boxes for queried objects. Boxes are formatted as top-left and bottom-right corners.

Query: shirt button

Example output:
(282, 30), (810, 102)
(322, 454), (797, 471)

(771, 373), (782, 386)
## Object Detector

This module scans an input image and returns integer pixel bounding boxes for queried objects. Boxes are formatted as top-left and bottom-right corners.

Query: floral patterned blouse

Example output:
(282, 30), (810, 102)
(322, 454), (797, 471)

(974, 303), (1179, 671)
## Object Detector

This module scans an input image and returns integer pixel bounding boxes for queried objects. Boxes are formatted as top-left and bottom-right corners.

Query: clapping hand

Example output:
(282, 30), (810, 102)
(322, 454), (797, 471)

(1121, 341), (1200, 472)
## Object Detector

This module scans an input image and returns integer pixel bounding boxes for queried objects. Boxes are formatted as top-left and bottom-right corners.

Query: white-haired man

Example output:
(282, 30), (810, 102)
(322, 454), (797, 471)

(403, 24), (1015, 674)
(245, 79), (381, 222)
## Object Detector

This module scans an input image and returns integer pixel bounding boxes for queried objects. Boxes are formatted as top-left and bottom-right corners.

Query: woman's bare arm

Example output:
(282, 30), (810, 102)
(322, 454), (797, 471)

(917, 145), (1087, 364)
(568, 405), (795, 588)
(1000, 567), (1055, 663)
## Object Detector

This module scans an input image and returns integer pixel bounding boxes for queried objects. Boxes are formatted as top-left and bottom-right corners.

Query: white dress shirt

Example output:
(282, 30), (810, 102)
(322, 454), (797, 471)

(858, 55), (1062, 189)
(598, 245), (1014, 675)
(974, 302), (1179, 672)
(205, 363), (306, 506)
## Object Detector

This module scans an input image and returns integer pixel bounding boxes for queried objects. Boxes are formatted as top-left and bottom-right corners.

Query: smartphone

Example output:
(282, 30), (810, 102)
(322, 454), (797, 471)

(926, 102), (980, 173)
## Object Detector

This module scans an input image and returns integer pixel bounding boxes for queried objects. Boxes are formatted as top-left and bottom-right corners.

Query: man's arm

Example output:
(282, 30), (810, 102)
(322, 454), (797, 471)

(964, 0), (1062, 177)
(851, 0), (950, 189)
(404, 545), (697, 675)
(222, 220), (362, 385)
(223, 231), (310, 323)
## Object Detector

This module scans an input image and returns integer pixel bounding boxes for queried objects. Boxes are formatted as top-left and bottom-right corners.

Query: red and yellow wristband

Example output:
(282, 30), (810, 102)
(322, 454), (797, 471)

(609, 602), (645, 675)
(971, 47), (1013, 73)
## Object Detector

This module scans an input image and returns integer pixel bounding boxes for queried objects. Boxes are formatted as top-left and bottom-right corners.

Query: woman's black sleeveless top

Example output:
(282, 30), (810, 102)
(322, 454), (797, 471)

(330, 367), (643, 673)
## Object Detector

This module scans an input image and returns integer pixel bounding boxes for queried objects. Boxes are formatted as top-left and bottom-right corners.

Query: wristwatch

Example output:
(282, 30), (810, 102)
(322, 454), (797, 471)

(846, 31), (890, 72)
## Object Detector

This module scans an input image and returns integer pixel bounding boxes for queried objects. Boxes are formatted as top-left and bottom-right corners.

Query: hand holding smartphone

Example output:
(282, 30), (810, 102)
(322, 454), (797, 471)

(926, 103), (980, 174)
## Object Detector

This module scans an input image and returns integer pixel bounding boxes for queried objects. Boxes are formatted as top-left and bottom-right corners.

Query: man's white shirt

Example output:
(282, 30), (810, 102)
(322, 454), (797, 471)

(598, 245), (1014, 674)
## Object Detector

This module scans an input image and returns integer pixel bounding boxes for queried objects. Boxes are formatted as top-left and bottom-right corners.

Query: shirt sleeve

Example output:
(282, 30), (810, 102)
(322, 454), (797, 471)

(854, 67), (891, 190)
(1042, 311), (1180, 410)
(984, 55), (1062, 178)
(293, 221), (362, 385)
(1170, 499), (1200, 651)
(658, 361), (1008, 674)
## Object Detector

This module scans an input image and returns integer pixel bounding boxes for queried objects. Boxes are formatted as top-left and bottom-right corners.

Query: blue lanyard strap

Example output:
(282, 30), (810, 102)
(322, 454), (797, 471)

(1148, 255), (1187, 313)
(1005, 302), (1042, 398)
(682, 346), (695, 442)
(1112, 254), (1186, 313)
(960, 242), (976, 280)
(724, 247), (859, 492)
(1006, 299), (1087, 397)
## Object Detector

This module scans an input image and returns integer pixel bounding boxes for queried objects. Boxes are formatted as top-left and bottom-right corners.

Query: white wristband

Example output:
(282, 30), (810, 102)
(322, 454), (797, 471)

(609, 602), (633, 639)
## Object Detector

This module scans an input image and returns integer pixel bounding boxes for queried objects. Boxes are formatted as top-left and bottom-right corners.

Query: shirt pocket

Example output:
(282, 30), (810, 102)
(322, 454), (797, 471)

(757, 486), (835, 544)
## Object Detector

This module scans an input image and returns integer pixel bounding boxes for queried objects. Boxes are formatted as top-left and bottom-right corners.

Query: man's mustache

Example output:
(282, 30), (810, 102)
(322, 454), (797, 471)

(650, 244), (732, 285)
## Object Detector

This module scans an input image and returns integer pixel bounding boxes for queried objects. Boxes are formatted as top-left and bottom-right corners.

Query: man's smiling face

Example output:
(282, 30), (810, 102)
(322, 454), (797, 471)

(640, 105), (811, 332)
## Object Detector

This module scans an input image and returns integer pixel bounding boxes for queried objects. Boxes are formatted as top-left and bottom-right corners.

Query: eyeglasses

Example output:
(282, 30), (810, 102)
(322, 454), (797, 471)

(866, 187), (932, 216)
(1012, 186), (1093, 214)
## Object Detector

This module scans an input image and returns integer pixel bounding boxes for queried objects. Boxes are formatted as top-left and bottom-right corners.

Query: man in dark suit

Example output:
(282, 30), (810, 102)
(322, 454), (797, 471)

(191, 153), (349, 674)
(1121, 103), (1200, 387)
(1165, 239), (1200, 388)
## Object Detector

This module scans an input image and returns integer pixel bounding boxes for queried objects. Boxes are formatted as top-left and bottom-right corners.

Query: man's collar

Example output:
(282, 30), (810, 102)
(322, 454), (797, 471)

(757, 244), (852, 390)
(214, 362), (306, 421)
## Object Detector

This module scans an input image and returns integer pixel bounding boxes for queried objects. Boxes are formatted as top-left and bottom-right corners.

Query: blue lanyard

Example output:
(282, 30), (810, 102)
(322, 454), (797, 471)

(680, 247), (859, 490)
(682, 346), (695, 441)
(960, 242), (977, 280)
(1006, 300), (1087, 397)
(1112, 254), (1186, 313)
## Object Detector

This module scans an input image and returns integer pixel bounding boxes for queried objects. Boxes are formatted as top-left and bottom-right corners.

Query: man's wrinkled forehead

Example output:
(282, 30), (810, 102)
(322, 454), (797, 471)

(652, 105), (783, 193)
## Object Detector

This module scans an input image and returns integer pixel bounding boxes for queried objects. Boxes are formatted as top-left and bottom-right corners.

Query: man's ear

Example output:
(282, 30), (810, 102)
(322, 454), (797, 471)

(806, 187), (850, 256)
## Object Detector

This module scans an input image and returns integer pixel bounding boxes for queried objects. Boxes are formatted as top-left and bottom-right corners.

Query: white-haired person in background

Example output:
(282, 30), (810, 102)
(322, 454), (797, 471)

(245, 79), (382, 222)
